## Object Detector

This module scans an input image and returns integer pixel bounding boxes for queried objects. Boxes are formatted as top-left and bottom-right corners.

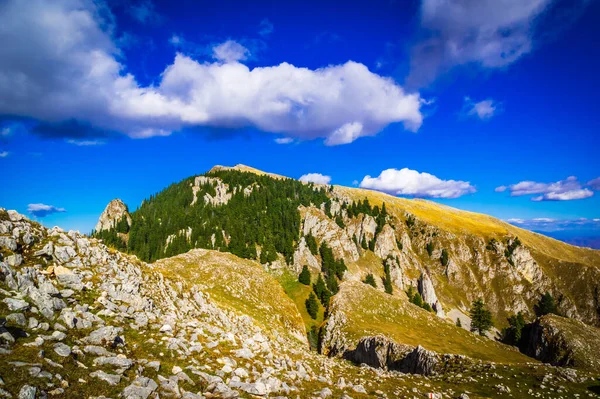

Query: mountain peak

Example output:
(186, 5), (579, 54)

(95, 198), (131, 233)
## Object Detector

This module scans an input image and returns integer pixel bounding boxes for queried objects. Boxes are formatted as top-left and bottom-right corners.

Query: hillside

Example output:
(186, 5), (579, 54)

(94, 164), (600, 332)
(2, 209), (600, 398)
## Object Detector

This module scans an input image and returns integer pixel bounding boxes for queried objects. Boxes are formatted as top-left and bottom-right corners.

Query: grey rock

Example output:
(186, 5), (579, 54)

(6, 254), (23, 267)
(90, 370), (121, 385)
(0, 236), (17, 251)
(121, 376), (158, 399)
(229, 381), (267, 396)
(93, 356), (133, 369)
(54, 245), (77, 263)
(85, 325), (123, 346)
(0, 329), (15, 345)
(6, 313), (26, 327)
(84, 345), (112, 356)
(18, 385), (36, 399)
(3, 298), (29, 312)
(53, 342), (71, 357)
(34, 242), (54, 257)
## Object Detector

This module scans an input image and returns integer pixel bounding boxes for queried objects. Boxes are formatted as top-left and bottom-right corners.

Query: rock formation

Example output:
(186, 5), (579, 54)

(95, 199), (130, 232)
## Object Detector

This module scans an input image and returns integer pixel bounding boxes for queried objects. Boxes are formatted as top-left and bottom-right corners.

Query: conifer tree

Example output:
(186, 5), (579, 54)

(470, 298), (494, 336)
(363, 273), (376, 287)
(305, 292), (319, 319)
(299, 266), (311, 285)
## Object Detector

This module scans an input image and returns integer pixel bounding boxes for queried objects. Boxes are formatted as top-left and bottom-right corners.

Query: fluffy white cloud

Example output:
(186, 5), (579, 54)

(212, 40), (250, 63)
(274, 137), (293, 144)
(497, 176), (596, 201)
(407, 0), (589, 86)
(0, 0), (423, 145)
(27, 203), (66, 217)
(299, 173), (332, 185)
(359, 168), (475, 199)
(463, 97), (500, 120)
(0, 151), (9, 158)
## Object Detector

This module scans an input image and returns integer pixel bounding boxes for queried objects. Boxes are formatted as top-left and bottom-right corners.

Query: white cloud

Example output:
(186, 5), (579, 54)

(407, 0), (582, 86)
(0, 151), (9, 158)
(325, 122), (364, 146)
(299, 173), (332, 185)
(66, 139), (104, 146)
(0, 0), (423, 146)
(27, 203), (66, 217)
(498, 176), (596, 201)
(274, 137), (293, 144)
(212, 40), (250, 63)
(495, 185), (507, 193)
(464, 97), (500, 120)
(359, 168), (476, 199)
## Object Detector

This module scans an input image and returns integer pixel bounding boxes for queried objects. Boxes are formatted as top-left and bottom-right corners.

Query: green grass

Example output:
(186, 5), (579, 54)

(277, 270), (325, 331)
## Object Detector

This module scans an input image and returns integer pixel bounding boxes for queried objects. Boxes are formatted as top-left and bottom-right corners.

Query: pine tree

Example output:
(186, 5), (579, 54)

(361, 236), (368, 250)
(503, 312), (526, 345)
(411, 292), (424, 307)
(426, 242), (434, 257)
(305, 234), (318, 255)
(440, 249), (449, 266)
(305, 292), (319, 319)
(535, 292), (558, 317)
(363, 273), (376, 287)
(470, 298), (494, 336)
(456, 318), (462, 328)
(299, 266), (311, 285)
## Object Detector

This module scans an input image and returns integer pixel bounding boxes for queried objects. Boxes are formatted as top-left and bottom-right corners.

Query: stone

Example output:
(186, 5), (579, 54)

(90, 370), (121, 385)
(6, 254), (23, 267)
(18, 385), (36, 399)
(418, 273), (444, 318)
(85, 325), (123, 346)
(53, 342), (72, 357)
(121, 376), (158, 399)
(6, 313), (26, 327)
(3, 298), (29, 312)
(0, 236), (17, 251)
(53, 246), (77, 264)
(233, 348), (254, 359)
(159, 324), (173, 333)
(93, 356), (133, 369)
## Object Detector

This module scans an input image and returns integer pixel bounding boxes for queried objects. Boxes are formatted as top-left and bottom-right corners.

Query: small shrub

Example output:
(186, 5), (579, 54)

(305, 292), (319, 319)
(298, 266), (311, 285)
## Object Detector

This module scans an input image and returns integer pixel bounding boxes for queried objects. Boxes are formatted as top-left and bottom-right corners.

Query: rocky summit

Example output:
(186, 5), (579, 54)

(1, 165), (600, 398)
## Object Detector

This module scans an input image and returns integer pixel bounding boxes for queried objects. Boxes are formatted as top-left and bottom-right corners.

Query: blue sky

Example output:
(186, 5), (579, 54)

(0, 0), (599, 240)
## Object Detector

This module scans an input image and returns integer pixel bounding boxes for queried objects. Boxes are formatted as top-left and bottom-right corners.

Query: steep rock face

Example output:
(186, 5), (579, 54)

(292, 236), (320, 273)
(374, 224), (399, 259)
(191, 176), (232, 206)
(418, 273), (445, 318)
(95, 199), (131, 233)
(346, 214), (377, 245)
(523, 315), (600, 371)
(343, 336), (443, 376)
(301, 207), (359, 263)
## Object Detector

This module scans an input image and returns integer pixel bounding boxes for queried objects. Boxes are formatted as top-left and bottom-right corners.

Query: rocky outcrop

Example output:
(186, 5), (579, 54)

(191, 176), (232, 206)
(292, 236), (320, 273)
(374, 224), (399, 259)
(418, 273), (445, 318)
(95, 199), (131, 233)
(522, 315), (600, 370)
(301, 206), (359, 263)
(343, 335), (440, 375)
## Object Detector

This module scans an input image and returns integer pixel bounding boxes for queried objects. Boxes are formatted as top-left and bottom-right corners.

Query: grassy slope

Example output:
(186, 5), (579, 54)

(277, 270), (325, 332)
(334, 281), (533, 364)
(152, 248), (306, 342)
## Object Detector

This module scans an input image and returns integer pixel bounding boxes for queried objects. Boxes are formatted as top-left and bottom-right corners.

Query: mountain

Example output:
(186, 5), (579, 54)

(1, 166), (600, 398)
(95, 164), (600, 329)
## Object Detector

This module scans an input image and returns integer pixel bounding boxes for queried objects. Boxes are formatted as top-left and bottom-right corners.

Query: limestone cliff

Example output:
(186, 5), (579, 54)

(95, 199), (131, 233)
